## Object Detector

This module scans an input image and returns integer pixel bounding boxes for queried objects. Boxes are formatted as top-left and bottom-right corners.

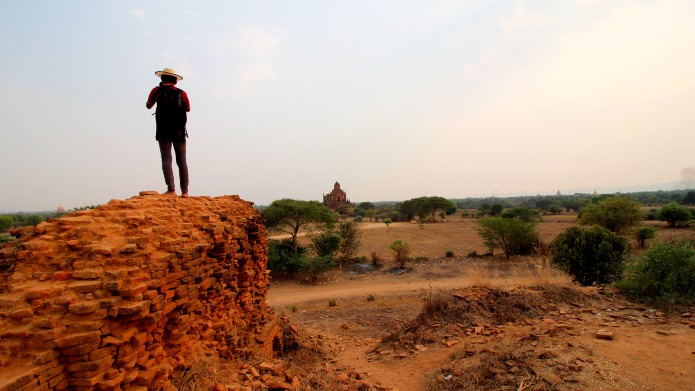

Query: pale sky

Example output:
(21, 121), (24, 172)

(2, 1), (695, 212)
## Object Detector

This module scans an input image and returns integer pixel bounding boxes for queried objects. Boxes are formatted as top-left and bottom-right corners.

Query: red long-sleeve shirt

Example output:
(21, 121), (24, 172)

(146, 82), (190, 111)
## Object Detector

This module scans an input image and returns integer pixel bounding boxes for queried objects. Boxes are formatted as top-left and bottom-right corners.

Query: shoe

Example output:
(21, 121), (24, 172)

(181, 192), (189, 198)
(163, 190), (176, 196)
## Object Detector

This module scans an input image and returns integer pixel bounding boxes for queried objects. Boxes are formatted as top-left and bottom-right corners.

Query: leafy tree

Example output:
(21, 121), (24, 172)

(0, 215), (13, 232)
(24, 214), (44, 227)
(310, 231), (342, 258)
(384, 218), (392, 232)
(657, 202), (692, 227)
(682, 191), (695, 205)
(337, 222), (361, 259)
(477, 217), (539, 259)
(356, 202), (375, 212)
(634, 226), (655, 249)
(500, 207), (541, 222)
(490, 204), (503, 216)
(389, 240), (411, 268)
(267, 239), (308, 277)
(398, 196), (456, 222)
(579, 196), (643, 232)
(262, 199), (337, 253)
(552, 225), (629, 286)
(618, 240), (695, 305)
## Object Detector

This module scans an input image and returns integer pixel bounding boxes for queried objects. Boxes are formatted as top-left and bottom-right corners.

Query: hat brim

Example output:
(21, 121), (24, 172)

(155, 71), (183, 81)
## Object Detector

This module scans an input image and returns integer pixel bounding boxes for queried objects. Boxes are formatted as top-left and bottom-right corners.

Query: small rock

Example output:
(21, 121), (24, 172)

(656, 330), (675, 336)
(595, 330), (614, 340)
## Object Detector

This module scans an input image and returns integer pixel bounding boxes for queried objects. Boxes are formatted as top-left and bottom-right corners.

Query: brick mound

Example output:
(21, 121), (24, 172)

(0, 194), (277, 390)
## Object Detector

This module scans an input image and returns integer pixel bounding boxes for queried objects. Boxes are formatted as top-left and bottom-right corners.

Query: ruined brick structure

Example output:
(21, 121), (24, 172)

(0, 194), (278, 390)
(322, 181), (353, 212)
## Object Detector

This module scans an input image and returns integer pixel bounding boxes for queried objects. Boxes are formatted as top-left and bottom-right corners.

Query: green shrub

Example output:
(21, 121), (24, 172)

(579, 196), (642, 232)
(617, 240), (695, 305)
(0, 233), (15, 244)
(267, 239), (308, 277)
(328, 299), (337, 307)
(304, 256), (336, 284)
(389, 240), (411, 268)
(310, 231), (341, 258)
(24, 214), (44, 227)
(657, 202), (692, 227)
(551, 225), (629, 286)
(477, 217), (539, 259)
(634, 226), (655, 249)
(0, 216), (13, 232)
(500, 207), (541, 222)
(338, 221), (361, 259)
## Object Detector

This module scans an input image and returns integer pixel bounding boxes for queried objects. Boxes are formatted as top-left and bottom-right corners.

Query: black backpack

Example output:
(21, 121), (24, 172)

(155, 86), (187, 133)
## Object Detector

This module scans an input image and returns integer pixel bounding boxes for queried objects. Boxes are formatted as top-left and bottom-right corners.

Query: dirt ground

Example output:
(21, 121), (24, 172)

(267, 218), (695, 391)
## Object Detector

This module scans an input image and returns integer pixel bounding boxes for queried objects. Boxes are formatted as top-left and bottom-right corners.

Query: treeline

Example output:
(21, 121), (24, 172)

(343, 189), (695, 222)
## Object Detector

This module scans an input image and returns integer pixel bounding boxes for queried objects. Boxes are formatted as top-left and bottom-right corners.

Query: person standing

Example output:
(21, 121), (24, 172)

(146, 68), (191, 197)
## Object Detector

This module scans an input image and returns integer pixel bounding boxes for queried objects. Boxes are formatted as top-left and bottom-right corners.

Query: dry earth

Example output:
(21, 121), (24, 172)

(267, 218), (695, 390)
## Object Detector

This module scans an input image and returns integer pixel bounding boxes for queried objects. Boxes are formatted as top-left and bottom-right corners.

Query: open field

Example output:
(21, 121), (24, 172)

(267, 218), (695, 390)
(285, 214), (695, 261)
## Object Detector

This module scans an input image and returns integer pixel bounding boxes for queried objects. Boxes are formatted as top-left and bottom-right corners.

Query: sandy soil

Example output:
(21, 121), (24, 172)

(268, 259), (695, 391)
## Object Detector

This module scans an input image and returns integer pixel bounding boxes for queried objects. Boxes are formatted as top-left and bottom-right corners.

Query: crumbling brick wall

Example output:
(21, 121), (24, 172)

(0, 194), (276, 390)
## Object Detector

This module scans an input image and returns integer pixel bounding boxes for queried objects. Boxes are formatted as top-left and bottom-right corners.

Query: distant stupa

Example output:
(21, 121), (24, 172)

(57, 204), (65, 213)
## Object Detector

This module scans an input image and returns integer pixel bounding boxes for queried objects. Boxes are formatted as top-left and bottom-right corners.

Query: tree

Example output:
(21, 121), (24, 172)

(682, 191), (695, 205)
(262, 199), (337, 253)
(0, 215), (13, 232)
(310, 231), (341, 258)
(337, 222), (361, 259)
(618, 240), (695, 305)
(634, 226), (655, 249)
(500, 207), (541, 222)
(477, 217), (539, 259)
(384, 218), (392, 232)
(24, 214), (44, 227)
(489, 204), (503, 216)
(579, 196), (643, 232)
(552, 225), (629, 286)
(389, 240), (411, 268)
(657, 202), (692, 227)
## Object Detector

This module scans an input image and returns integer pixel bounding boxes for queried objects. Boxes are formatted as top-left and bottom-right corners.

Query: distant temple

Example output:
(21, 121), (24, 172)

(323, 181), (353, 211)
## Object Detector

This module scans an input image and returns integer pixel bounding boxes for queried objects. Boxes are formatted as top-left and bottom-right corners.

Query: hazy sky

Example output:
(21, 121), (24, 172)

(2, 1), (695, 212)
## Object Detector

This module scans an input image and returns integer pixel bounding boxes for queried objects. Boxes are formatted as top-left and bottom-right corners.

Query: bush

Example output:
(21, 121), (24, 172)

(500, 207), (541, 222)
(579, 196), (642, 232)
(337, 221), (361, 259)
(634, 226), (655, 249)
(267, 239), (308, 277)
(304, 256), (336, 284)
(445, 250), (454, 258)
(310, 231), (341, 258)
(477, 217), (539, 259)
(657, 202), (692, 227)
(389, 240), (411, 268)
(0, 233), (15, 244)
(24, 214), (44, 227)
(617, 240), (695, 305)
(0, 215), (13, 232)
(551, 225), (629, 286)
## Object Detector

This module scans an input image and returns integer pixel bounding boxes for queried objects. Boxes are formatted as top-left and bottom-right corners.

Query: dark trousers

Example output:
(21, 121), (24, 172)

(158, 140), (188, 193)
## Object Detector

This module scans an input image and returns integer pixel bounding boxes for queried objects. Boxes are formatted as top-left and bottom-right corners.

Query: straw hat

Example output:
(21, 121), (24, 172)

(154, 68), (183, 81)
